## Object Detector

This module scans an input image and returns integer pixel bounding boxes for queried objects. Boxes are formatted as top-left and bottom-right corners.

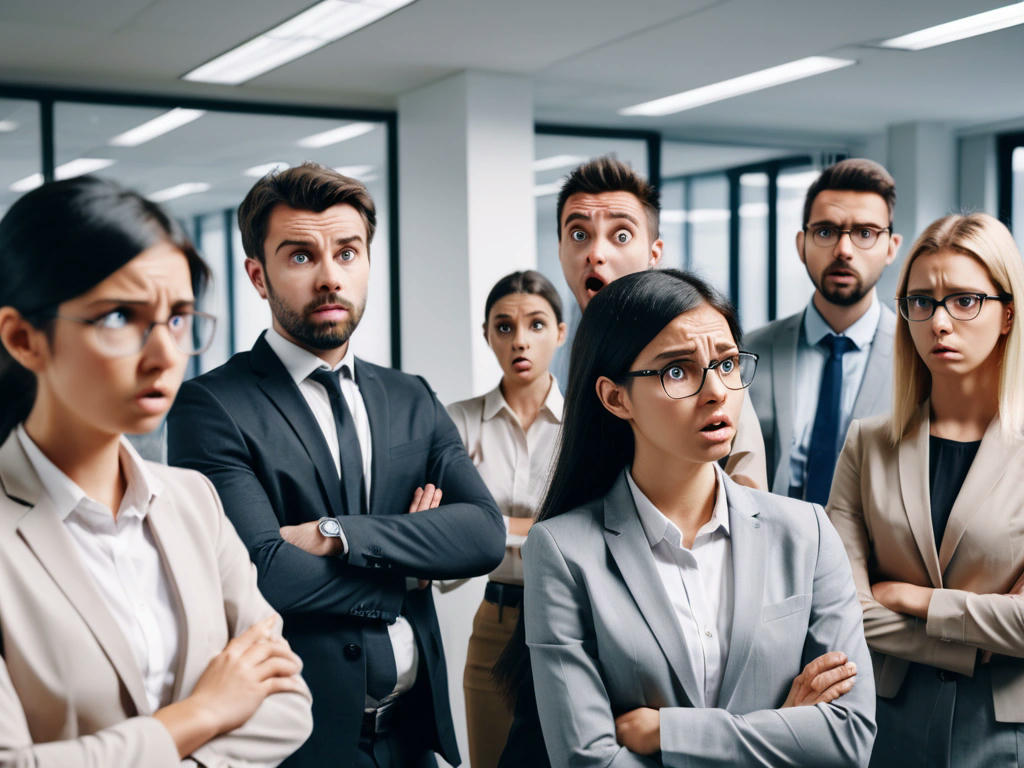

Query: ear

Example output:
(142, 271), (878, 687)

(886, 232), (902, 266)
(648, 239), (664, 269)
(595, 375), (632, 421)
(795, 230), (806, 266)
(0, 308), (49, 374)
(556, 321), (568, 347)
(1003, 301), (1014, 335)
(245, 257), (269, 299)
(481, 320), (490, 345)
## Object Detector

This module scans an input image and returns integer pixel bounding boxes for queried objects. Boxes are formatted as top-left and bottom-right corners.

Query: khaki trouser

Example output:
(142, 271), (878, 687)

(464, 599), (519, 768)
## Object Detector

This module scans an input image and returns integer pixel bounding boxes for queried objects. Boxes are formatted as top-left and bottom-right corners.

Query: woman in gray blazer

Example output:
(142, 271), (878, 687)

(0, 177), (312, 766)
(519, 269), (875, 767)
(828, 213), (1024, 768)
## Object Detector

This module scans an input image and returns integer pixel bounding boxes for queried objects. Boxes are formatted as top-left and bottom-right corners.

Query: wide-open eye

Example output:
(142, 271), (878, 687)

(614, 229), (632, 244)
(718, 356), (737, 375)
(665, 364), (688, 381)
(95, 309), (131, 330)
(292, 252), (310, 265)
(167, 313), (193, 337)
(496, 322), (512, 334)
(815, 226), (836, 240)
(339, 248), (356, 263)
(570, 230), (586, 242)
(531, 320), (546, 331)
(953, 294), (979, 310)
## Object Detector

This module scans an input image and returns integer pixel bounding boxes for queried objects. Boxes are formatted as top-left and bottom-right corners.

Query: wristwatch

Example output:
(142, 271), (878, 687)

(318, 516), (343, 538)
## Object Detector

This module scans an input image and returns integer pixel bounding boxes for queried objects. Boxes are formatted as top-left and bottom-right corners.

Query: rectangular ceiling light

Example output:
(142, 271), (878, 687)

(879, 2), (1024, 50)
(148, 182), (211, 202)
(0, 120), (17, 132)
(244, 161), (290, 177)
(334, 164), (375, 177)
(620, 56), (856, 117)
(297, 122), (376, 148)
(183, 0), (417, 85)
(109, 108), (206, 147)
(532, 154), (587, 173)
(9, 158), (116, 193)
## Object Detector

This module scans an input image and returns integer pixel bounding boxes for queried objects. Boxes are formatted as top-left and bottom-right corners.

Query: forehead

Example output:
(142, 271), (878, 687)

(907, 249), (997, 290)
(808, 190), (890, 225)
(266, 202), (367, 241)
(77, 241), (192, 300)
(637, 303), (735, 359)
(488, 292), (556, 318)
(561, 191), (648, 227)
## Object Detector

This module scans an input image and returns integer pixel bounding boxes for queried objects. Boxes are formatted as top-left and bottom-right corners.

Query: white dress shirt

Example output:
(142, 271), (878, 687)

(446, 379), (563, 585)
(626, 466), (734, 707)
(264, 328), (417, 700)
(16, 425), (181, 713)
(789, 294), (881, 490)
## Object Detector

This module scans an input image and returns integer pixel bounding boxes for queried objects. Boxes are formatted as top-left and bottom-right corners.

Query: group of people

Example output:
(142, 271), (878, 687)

(0, 151), (1020, 768)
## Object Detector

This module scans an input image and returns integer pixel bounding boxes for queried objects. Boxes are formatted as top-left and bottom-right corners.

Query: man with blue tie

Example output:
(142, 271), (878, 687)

(746, 158), (902, 503)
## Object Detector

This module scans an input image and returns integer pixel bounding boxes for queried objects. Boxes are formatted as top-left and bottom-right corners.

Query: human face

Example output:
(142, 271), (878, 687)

(797, 190), (900, 307)
(484, 293), (566, 387)
(559, 191), (663, 310)
(246, 203), (369, 355)
(905, 249), (1012, 382)
(31, 242), (195, 439)
(599, 303), (743, 468)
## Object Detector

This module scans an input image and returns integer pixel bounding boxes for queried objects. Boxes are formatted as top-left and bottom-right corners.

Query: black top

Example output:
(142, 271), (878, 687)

(929, 435), (982, 549)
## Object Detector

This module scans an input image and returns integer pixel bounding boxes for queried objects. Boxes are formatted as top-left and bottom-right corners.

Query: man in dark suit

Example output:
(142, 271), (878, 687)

(167, 163), (505, 768)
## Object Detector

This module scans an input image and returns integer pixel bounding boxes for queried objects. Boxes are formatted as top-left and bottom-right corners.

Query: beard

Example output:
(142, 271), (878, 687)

(265, 278), (364, 351)
(811, 260), (870, 307)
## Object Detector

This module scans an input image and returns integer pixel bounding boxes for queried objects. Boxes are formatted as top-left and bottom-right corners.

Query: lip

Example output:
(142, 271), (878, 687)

(931, 343), (960, 358)
(310, 304), (349, 322)
(512, 356), (532, 373)
(583, 272), (607, 298)
(824, 267), (858, 284)
(697, 412), (734, 444)
(134, 386), (172, 415)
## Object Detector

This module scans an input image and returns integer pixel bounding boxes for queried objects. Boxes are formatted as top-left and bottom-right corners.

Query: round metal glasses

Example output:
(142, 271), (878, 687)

(621, 352), (758, 399)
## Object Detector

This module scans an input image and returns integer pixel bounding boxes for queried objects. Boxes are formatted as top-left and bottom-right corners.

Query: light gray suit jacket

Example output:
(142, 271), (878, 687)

(745, 304), (896, 494)
(523, 469), (875, 767)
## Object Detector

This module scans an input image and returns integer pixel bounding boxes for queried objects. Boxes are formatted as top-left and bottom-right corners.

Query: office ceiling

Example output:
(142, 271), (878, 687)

(0, 0), (1022, 142)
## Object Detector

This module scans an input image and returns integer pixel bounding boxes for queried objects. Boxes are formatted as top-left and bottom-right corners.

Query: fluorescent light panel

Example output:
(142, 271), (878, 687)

(0, 120), (17, 132)
(532, 154), (586, 173)
(879, 2), (1024, 50)
(9, 158), (116, 193)
(244, 161), (290, 177)
(183, 0), (417, 85)
(297, 122), (376, 148)
(109, 108), (206, 147)
(533, 182), (562, 198)
(148, 182), (211, 202)
(620, 56), (856, 116)
(334, 164), (375, 177)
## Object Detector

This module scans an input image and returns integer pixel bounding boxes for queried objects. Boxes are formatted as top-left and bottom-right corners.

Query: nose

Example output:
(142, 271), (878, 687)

(140, 322), (181, 371)
(833, 231), (854, 260)
(930, 304), (953, 336)
(585, 238), (609, 266)
(316, 257), (344, 293)
(700, 364), (728, 404)
(512, 324), (529, 350)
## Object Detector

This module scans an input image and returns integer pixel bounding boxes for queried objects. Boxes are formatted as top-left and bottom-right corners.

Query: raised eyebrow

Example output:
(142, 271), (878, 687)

(274, 238), (313, 254)
(336, 236), (364, 248)
(607, 212), (639, 227)
(562, 212), (592, 229)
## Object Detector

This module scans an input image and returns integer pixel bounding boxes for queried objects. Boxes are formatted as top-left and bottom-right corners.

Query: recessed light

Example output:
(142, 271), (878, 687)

(879, 2), (1024, 50)
(109, 109), (206, 147)
(297, 122), (376, 148)
(148, 182), (211, 202)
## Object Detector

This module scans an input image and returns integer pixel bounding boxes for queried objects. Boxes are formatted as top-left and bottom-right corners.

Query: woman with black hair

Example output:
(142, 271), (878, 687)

(0, 177), (312, 766)
(519, 269), (875, 767)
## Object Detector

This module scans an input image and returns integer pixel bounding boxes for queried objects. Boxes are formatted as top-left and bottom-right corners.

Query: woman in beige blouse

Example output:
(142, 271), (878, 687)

(446, 270), (567, 768)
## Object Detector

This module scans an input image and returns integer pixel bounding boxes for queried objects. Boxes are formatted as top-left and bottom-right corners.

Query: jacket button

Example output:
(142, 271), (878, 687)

(343, 643), (362, 660)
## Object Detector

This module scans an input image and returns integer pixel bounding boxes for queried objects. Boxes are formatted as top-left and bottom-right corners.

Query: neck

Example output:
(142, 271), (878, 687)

(929, 365), (1000, 441)
(629, 443), (717, 545)
(500, 373), (551, 430)
(23, 404), (125, 515)
(812, 290), (873, 334)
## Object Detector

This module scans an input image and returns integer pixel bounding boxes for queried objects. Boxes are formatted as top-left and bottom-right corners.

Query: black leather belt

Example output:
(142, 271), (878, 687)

(361, 695), (401, 741)
(484, 581), (523, 621)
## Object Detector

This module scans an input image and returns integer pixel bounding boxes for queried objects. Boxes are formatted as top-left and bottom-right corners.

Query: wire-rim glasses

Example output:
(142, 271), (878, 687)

(56, 310), (217, 357)
(896, 292), (1012, 322)
(621, 352), (758, 399)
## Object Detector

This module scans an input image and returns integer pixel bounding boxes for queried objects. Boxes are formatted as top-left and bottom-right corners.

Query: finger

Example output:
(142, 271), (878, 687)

(262, 674), (308, 697)
(255, 655), (303, 681)
(241, 635), (294, 667)
(228, 615), (277, 655)
(809, 661), (857, 693)
(407, 487), (424, 514)
(802, 650), (848, 679)
(815, 675), (856, 704)
(417, 484), (437, 512)
(430, 488), (443, 509)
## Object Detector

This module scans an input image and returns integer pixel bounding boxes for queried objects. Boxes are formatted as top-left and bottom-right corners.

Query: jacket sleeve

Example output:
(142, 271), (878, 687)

(827, 420), (977, 674)
(723, 395), (769, 491)
(925, 588), (1024, 657)
(187, 474), (313, 768)
(334, 379), (506, 579)
(167, 380), (407, 621)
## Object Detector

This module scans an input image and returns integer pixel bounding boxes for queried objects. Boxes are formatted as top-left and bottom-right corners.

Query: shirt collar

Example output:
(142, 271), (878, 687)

(481, 376), (564, 424)
(16, 424), (161, 522)
(266, 326), (355, 384)
(626, 465), (730, 550)
(803, 291), (880, 351)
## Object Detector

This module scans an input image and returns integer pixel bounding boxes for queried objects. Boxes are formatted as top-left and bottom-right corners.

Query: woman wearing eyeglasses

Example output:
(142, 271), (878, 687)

(517, 268), (875, 767)
(828, 213), (1024, 768)
(0, 177), (312, 767)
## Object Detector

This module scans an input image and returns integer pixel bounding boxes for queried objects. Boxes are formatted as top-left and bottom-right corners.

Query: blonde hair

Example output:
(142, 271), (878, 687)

(891, 213), (1024, 443)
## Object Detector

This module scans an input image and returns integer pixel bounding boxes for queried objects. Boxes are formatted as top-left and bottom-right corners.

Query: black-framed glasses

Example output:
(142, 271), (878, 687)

(57, 310), (217, 357)
(621, 352), (758, 399)
(803, 224), (892, 249)
(896, 292), (1012, 322)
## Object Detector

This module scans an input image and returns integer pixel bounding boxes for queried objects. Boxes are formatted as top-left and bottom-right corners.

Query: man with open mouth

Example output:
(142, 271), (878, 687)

(745, 158), (903, 505)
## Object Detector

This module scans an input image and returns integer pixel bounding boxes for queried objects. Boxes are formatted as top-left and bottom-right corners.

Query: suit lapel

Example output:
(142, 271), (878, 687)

(770, 314), (800, 490)
(938, 416), (1021, 572)
(898, 404), (943, 587)
(601, 474), (703, 707)
(355, 359), (389, 515)
(251, 335), (343, 519)
(0, 436), (151, 715)
(852, 307), (895, 420)
(716, 476), (767, 709)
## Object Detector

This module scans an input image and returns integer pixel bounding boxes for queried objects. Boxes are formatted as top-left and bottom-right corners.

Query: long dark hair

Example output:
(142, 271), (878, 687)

(0, 176), (209, 442)
(495, 268), (742, 699)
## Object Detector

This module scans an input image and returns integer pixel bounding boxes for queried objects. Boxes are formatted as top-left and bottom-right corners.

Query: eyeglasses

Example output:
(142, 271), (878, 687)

(621, 352), (758, 399)
(57, 309), (217, 357)
(803, 224), (892, 249)
(896, 292), (1012, 322)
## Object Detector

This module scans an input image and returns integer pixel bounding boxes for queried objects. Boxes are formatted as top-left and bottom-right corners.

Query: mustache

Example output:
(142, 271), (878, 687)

(304, 294), (355, 314)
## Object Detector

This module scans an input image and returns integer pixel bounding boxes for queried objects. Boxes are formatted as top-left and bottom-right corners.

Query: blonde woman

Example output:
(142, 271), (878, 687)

(828, 213), (1024, 767)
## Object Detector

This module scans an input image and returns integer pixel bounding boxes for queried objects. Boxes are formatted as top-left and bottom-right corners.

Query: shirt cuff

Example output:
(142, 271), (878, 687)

(926, 588), (967, 642)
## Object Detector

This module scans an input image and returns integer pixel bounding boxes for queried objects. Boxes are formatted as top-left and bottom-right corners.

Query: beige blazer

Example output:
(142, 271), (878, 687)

(0, 433), (313, 767)
(827, 403), (1024, 722)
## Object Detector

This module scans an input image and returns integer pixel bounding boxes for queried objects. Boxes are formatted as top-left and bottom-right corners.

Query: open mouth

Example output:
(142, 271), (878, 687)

(701, 420), (729, 432)
(584, 275), (606, 294)
(512, 356), (531, 371)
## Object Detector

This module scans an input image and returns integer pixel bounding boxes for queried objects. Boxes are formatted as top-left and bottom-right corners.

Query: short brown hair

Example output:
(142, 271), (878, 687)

(238, 162), (377, 262)
(556, 156), (659, 241)
(802, 158), (896, 226)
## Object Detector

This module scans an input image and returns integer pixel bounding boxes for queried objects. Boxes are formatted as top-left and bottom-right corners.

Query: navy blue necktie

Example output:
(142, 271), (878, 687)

(309, 367), (395, 701)
(804, 335), (857, 506)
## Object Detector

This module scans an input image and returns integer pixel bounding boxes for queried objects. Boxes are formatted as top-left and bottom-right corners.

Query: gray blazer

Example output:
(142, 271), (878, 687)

(745, 304), (896, 494)
(523, 469), (875, 768)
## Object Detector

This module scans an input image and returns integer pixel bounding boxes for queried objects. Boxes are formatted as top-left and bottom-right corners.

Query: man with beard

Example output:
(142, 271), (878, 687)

(745, 158), (902, 503)
(167, 163), (505, 768)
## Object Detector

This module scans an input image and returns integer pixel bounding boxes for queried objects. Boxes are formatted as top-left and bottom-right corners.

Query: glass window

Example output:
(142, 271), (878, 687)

(776, 166), (819, 319)
(0, 98), (40, 219)
(738, 172), (769, 330)
(1014, 146), (1024, 254)
(688, 175), (730, 296)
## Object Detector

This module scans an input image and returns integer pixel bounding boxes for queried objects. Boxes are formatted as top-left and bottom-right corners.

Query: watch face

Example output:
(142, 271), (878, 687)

(319, 518), (341, 537)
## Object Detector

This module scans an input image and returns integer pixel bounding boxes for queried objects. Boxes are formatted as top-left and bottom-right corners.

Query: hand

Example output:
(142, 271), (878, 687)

(408, 484), (442, 587)
(507, 516), (534, 537)
(872, 581), (933, 619)
(782, 651), (856, 707)
(280, 520), (341, 557)
(615, 707), (660, 755)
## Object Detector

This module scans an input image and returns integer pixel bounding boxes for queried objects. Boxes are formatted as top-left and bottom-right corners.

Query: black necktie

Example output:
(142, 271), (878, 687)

(309, 367), (395, 701)
(804, 334), (857, 506)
